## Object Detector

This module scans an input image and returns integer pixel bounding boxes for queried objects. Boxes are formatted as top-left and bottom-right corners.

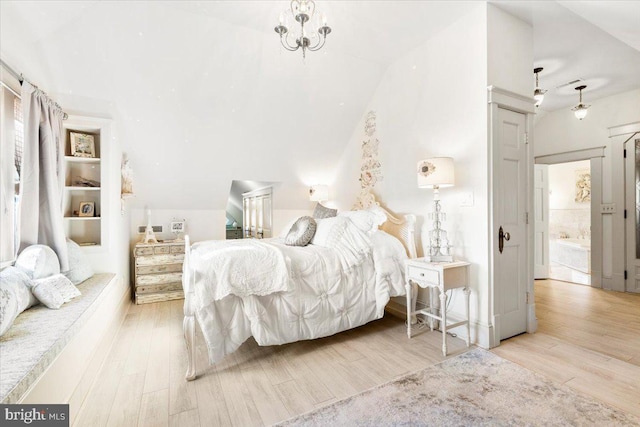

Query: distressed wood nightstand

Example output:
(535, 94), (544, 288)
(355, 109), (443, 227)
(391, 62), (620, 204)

(404, 258), (471, 356)
(133, 241), (185, 304)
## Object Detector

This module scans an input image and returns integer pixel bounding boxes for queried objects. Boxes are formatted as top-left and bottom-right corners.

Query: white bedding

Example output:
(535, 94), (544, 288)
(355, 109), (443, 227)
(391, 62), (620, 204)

(190, 229), (408, 364)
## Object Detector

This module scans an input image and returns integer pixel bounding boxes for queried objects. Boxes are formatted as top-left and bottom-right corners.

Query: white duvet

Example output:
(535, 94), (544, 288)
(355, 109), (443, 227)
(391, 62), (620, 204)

(190, 230), (408, 364)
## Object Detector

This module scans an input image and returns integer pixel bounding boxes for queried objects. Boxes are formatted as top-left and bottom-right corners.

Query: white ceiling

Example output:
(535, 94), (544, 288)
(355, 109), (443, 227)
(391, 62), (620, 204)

(492, 0), (640, 111)
(1, 1), (639, 209)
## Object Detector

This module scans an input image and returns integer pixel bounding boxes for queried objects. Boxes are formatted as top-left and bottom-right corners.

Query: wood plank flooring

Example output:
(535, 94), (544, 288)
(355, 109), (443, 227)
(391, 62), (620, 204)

(76, 280), (640, 426)
(493, 279), (640, 418)
(74, 301), (468, 427)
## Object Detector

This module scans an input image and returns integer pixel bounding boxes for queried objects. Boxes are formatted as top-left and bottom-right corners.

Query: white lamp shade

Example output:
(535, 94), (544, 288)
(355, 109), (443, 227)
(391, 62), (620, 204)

(417, 157), (455, 188)
(309, 185), (329, 201)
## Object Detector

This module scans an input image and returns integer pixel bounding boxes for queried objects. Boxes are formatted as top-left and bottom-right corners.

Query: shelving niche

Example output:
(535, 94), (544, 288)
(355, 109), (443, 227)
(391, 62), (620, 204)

(62, 116), (112, 250)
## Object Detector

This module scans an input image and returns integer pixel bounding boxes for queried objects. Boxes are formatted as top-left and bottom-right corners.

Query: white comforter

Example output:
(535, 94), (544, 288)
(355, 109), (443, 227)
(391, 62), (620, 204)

(190, 230), (407, 364)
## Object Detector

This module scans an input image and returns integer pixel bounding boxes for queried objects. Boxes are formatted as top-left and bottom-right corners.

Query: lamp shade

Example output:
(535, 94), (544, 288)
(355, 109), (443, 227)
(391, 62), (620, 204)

(417, 157), (455, 188)
(309, 185), (329, 201)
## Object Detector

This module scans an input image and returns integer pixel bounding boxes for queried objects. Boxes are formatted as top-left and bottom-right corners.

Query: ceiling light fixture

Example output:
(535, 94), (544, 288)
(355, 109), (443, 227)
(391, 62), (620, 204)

(571, 85), (590, 120)
(274, 0), (331, 59)
(533, 67), (547, 107)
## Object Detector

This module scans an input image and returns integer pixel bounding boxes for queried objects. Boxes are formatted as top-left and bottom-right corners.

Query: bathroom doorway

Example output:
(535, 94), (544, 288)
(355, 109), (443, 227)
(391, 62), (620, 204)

(546, 160), (592, 285)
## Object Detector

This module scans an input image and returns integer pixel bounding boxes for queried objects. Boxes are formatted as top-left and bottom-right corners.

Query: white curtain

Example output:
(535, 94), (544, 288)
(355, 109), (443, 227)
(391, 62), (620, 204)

(18, 81), (69, 271)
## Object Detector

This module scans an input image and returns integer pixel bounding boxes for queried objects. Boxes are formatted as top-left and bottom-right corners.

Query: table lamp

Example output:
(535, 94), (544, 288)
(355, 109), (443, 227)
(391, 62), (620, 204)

(417, 157), (454, 262)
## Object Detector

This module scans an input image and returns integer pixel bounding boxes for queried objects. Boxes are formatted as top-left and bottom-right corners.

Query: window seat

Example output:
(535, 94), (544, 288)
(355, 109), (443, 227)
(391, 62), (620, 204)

(0, 273), (128, 412)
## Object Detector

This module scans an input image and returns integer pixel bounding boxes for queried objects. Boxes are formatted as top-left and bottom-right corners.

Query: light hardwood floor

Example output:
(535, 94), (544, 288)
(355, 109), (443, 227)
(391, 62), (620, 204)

(74, 300), (468, 427)
(76, 280), (640, 426)
(493, 279), (640, 418)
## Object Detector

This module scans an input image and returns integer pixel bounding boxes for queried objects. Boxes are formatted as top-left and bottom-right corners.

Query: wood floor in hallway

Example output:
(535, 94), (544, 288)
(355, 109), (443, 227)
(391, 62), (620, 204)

(493, 279), (640, 418)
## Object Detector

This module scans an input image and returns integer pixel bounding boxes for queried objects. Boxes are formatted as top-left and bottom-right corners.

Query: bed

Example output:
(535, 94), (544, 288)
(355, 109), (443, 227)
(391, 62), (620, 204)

(182, 197), (416, 380)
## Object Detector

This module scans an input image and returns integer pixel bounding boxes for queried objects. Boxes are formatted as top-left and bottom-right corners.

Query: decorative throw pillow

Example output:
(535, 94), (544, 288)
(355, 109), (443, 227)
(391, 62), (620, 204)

(64, 239), (94, 285)
(0, 266), (38, 310)
(285, 216), (317, 247)
(313, 203), (337, 219)
(0, 266), (41, 336)
(15, 245), (61, 279)
(31, 274), (81, 309)
(0, 283), (20, 336)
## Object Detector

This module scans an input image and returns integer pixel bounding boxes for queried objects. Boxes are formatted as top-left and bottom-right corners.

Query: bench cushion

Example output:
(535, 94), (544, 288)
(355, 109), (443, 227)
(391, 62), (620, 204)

(0, 273), (115, 403)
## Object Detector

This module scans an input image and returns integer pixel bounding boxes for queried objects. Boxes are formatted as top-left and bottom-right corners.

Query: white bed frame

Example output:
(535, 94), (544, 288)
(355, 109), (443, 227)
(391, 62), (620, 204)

(182, 194), (416, 381)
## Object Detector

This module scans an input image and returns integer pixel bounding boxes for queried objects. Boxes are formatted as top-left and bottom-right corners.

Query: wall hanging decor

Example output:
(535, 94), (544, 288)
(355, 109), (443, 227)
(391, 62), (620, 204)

(575, 169), (591, 203)
(353, 111), (383, 210)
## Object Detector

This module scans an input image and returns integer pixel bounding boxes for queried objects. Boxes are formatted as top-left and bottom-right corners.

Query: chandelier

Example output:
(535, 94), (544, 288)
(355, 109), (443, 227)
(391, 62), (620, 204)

(274, 0), (332, 58)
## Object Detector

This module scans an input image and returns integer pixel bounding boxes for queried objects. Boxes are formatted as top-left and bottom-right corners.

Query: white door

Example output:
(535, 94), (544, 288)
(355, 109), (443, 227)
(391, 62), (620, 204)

(534, 164), (550, 279)
(624, 137), (640, 293)
(493, 107), (528, 340)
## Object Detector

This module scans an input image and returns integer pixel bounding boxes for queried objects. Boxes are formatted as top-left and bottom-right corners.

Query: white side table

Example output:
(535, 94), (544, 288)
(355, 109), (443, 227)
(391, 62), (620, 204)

(405, 258), (471, 356)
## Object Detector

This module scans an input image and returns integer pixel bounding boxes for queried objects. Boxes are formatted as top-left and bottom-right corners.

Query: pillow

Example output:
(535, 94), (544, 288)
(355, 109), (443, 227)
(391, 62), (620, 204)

(278, 217), (300, 238)
(0, 266), (38, 310)
(0, 283), (20, 336)
(0, 267), (40, 336)
(339, 205), (388, 235)
(31, 274), (81, 309)
(311, 216), (373, 269)
(285, 216), (317, 247)
(64, 239), (94, 285)
(313, 203), (337, 219)
(15, 245), (61, 279)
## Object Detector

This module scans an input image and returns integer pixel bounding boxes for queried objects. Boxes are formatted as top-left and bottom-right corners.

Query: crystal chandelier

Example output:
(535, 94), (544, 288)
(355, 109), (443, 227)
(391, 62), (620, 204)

(274, 0), (332, 58)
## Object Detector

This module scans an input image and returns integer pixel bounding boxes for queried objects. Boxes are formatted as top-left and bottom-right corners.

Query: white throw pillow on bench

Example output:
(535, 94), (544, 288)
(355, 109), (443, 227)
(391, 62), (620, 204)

(64, 239), (94, 285)
(15, 245), (61, 279)
(32, 274), (81, 310)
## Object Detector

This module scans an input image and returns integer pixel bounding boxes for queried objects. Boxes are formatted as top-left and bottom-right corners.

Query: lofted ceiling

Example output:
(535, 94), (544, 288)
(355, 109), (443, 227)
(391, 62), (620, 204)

(1, 1), (639, 210)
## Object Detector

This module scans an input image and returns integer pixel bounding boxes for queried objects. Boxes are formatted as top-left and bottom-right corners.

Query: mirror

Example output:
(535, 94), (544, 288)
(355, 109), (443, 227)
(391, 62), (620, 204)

(226, 180), (277, 239)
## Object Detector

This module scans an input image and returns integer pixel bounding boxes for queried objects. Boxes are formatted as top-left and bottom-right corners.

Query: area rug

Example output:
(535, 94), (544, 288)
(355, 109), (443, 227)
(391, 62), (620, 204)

(277, 348), (639, 426)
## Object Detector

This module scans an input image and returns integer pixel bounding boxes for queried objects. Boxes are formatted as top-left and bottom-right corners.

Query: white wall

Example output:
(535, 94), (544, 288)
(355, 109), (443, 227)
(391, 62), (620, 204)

(488, 4), (533, 97)
(333, 3), (491, 345)
(332, 3), (534, 348)
(535, 88), (640, 290)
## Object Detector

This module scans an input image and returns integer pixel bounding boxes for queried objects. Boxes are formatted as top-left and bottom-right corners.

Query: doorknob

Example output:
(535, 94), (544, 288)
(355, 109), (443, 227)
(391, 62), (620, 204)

(498, 226), (510, 254)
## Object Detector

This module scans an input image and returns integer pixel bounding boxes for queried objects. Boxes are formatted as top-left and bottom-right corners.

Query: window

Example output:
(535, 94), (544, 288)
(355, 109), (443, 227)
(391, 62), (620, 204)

(0, 85), (23, 266)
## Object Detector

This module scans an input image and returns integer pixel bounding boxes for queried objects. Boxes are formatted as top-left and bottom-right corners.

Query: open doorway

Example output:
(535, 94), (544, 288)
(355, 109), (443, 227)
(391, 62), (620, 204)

(547, 160), (591, 285)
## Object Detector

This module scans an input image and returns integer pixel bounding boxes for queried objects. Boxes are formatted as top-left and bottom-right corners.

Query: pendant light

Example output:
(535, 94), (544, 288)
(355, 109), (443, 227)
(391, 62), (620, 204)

(533, 67), (547, 107)
(571, 85), (590, 120)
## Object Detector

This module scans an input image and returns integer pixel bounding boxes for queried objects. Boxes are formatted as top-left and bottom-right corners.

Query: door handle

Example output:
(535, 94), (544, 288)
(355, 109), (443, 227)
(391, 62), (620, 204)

(498, 226), (510, 254)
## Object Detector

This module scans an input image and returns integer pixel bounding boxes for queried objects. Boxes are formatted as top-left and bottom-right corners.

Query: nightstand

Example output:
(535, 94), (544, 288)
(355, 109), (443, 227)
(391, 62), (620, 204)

(405, 258), (471, 356)
(133, 241), (185, 304)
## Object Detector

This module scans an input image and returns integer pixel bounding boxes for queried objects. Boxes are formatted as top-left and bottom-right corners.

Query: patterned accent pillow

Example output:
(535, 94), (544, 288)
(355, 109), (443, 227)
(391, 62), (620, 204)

(15, 245), (61, 279)
(285, 216), (318, 247)
(0, 283), (20, 336)
(64, 239), (94, 285)
(0, 266), (38, 311)
(31, 274), (81, 309)
(313, 203), (337, 219)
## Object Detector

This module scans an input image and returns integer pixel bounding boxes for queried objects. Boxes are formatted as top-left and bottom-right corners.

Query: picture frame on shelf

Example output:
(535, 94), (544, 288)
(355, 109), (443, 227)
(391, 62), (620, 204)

(70, 132), (96, 158)
(79, 201), (95, 217)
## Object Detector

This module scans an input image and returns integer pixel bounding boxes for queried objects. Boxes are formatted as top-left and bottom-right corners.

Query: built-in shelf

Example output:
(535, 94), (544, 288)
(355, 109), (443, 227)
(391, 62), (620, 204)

(64, 156), (100, 164)
(64, 217), (101, 221)
(63, 117), (109, 249)
(65, 186), (101, 191)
